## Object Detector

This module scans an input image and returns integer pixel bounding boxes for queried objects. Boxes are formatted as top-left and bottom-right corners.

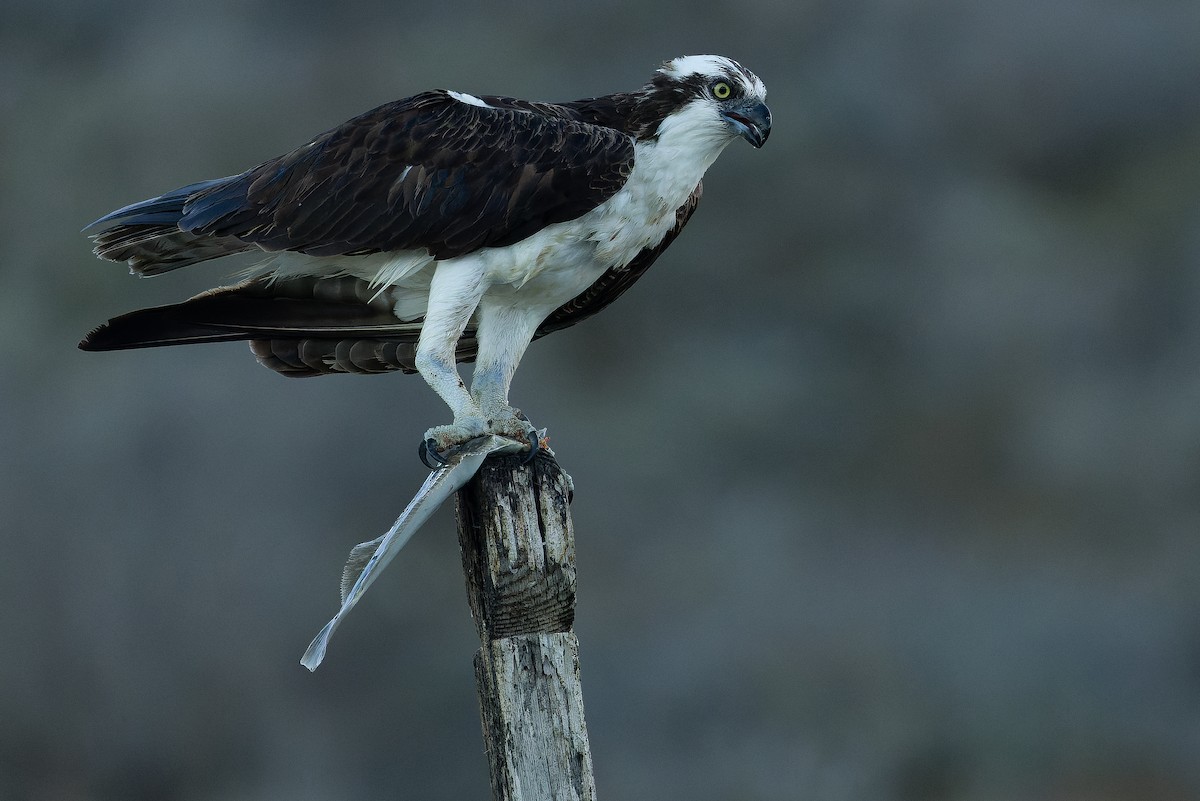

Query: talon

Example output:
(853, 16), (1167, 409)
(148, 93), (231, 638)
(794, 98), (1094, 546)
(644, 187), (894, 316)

(418, 437), (448, 469)
(519, 428), (540, 464)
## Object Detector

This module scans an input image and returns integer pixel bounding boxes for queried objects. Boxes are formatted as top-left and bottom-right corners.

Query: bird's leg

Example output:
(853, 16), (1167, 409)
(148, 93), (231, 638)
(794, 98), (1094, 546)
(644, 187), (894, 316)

(415, 261), (489, 461)
(469, 299), (546, 458)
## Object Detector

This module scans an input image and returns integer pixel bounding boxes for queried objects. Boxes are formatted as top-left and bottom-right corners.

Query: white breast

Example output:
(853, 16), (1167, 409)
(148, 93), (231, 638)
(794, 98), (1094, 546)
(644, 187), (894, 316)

(585, 100), (735, 266)
(483, 102), (736, 294)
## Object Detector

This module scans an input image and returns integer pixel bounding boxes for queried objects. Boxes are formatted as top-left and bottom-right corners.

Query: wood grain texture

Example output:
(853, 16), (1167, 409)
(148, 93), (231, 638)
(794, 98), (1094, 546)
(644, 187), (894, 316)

(475, 634), (595, 801)
(456, 452), (577, 641)
(456, 452), (595, 801)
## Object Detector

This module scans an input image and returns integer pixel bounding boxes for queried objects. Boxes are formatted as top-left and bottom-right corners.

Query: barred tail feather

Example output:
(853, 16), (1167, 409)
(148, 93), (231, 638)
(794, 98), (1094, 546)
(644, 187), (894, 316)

(248, 337), (428, 377)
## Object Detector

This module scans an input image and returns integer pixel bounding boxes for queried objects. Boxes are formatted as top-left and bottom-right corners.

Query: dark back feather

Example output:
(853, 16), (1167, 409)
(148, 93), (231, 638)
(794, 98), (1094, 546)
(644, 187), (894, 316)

(177, 91), (636, 260)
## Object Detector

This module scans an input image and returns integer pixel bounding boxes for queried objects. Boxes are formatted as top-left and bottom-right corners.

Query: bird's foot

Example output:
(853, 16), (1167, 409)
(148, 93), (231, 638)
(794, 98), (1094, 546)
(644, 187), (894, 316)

(418, 412), (540, 468)
(482, 408), (541, 464)
(419, 417), (489, 468)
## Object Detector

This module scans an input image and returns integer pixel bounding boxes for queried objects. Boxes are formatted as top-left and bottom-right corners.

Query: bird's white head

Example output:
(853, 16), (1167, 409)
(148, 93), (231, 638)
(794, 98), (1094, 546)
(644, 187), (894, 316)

(646, 55), (771, 150)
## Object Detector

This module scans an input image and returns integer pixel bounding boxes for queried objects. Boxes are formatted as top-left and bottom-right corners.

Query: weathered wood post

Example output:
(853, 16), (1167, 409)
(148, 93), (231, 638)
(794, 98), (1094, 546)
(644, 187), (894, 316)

(455, 451), (596, 801)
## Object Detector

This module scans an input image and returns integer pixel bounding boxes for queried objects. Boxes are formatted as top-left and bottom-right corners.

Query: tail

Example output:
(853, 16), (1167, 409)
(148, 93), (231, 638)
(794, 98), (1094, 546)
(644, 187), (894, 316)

(79, 275), (481, 377)
(83, 177), (254, 275)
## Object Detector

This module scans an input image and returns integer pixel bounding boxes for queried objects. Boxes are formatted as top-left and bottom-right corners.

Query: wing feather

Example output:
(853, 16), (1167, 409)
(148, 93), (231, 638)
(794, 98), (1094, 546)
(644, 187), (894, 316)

(176, 91), (635, 261)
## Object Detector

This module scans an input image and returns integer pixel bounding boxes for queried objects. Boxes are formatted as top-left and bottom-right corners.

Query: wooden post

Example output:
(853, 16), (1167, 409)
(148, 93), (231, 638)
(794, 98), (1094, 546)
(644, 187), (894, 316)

(455, 451), (596, 801)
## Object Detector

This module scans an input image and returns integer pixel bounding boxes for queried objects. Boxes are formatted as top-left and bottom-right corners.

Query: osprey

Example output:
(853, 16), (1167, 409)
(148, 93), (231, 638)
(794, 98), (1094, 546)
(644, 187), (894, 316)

(81, 55), (771, 464)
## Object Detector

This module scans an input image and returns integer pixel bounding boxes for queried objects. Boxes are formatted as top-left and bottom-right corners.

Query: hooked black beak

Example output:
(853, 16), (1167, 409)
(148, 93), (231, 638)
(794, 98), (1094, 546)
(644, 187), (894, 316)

(722, 100), (772, 148)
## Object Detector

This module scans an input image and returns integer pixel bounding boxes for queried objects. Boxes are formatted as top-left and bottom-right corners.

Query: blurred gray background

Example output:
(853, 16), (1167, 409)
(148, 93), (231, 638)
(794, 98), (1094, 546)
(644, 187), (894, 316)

(4, 0), (1200, 799)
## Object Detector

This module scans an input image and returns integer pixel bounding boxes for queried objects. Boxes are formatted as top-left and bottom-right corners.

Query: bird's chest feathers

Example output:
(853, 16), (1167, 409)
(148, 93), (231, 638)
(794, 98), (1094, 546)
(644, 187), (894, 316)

(586, 138), (713, 266)
(482, 126), (726, 295)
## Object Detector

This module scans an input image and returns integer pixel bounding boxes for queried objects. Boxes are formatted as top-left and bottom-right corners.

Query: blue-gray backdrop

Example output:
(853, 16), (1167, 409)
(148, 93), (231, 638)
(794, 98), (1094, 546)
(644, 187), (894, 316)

(3, 1), (1199, 799)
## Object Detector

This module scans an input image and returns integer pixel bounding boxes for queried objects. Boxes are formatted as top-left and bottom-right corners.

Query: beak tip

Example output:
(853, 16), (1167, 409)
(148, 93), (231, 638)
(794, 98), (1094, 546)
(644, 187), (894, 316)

(724, 103), (771, 149)
(742, 124), (769, 148)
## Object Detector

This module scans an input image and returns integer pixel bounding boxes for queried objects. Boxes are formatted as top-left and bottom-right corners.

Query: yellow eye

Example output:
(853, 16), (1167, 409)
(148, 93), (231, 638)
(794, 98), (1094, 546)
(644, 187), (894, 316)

(711, 81), (732, 100)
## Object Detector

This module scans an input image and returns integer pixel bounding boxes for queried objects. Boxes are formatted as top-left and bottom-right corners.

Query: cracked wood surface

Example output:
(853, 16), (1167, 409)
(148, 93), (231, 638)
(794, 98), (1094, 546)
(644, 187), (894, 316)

(455, 452), (596, 801)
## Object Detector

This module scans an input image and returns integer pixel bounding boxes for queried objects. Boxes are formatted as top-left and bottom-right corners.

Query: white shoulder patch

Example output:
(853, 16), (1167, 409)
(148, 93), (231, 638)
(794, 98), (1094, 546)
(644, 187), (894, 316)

(447, 90), (490, 108)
